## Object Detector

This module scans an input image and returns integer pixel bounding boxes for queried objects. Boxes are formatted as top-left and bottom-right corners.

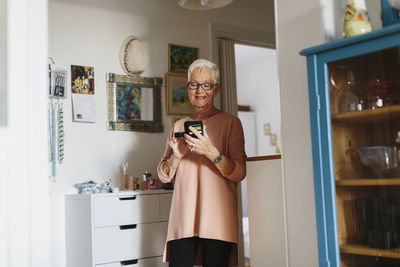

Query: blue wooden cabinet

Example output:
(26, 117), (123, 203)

(301, 24), (400, 267)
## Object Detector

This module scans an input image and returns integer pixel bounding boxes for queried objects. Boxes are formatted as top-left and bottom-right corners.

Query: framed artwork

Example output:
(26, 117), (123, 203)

(270, 134), (277, 145)
(71, 65), (94, 94)
(165, 73), (194, 115)
(71, 65), (96, 123)
(49, 70), (67, 98)
(106, 73), (163, 132)
(168, 44), (199, 73)
(263, 123), (271, 135)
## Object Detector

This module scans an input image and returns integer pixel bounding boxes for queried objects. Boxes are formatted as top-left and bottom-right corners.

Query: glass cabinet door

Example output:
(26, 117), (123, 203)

(329, 46), (400, 266)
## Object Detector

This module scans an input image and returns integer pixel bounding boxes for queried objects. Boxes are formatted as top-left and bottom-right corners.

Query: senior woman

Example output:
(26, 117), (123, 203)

(157, 59), (246, 267)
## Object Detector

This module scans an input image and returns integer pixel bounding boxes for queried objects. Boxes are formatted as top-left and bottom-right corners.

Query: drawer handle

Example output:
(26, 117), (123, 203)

(119, 224), (137, 230)
(119, 196), (136, 201)
(120, 259), (138, 265)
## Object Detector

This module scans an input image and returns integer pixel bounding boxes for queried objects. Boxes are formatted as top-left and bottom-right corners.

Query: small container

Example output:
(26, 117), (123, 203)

(149, 178), (159, 190)
(141, 171), (151, 190)
(122, 162), (129, 190)
(97, 184), (110, 193)
(142, 171), (151, 181)
(140, 181), (149, 190)
(75, 181), (97, 194)
(126, 176), (132, 191)
(131, 176), (139, 190)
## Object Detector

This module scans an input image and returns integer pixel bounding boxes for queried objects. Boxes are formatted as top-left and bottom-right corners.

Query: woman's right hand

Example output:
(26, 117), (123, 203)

(168, 137), (189, 159)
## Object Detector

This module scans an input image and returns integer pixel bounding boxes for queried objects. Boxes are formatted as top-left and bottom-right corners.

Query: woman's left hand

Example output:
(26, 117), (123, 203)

(185, 126), (220, 161)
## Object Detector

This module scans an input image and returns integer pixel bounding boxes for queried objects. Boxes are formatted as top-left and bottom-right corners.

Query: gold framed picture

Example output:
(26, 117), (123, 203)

(270, 134), (277, 145)
(106, 73), (163, 132)
(264, 123), (271, 135)
(165, 73), (194, 115)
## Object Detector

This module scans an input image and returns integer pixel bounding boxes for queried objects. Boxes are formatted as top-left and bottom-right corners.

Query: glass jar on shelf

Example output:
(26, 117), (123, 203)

(332, 68), (359, 114)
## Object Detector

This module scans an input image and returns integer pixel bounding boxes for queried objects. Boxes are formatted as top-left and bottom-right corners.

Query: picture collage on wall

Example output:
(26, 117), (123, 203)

(47, 62), (98, 178)
(166, 44), (199, 125)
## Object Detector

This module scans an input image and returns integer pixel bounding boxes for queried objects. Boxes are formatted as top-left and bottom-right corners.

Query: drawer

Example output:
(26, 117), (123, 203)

(94, 194), (160, 227)
(159, 194), (172, 222)
(95, 256), (167, 267)
(93, 222), (168, 264)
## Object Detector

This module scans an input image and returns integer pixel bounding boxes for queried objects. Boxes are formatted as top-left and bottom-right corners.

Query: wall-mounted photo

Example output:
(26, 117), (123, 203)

(168, 44), (199, 73)
(165, 73), (194, 115)
(264, 123), (271, 135)
(49, 70), (67, 98)
(71, 65), (96, 123)
(71, 65), (94, 94)
(270, 134), (277, 146)
(106, 73), (163, 132)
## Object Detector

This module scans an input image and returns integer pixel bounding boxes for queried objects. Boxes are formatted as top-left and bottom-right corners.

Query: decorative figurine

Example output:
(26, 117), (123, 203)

(342, 0), (373, 38)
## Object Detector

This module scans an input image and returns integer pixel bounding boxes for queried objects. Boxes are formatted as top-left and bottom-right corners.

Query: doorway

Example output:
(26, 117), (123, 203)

(235, 43), (281, 267)
(217, 36), (281, 266)
(235, 44), (281, 157)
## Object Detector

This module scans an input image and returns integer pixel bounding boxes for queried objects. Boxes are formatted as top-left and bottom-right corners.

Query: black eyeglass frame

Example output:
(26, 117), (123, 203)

(186, 82), (218, 91)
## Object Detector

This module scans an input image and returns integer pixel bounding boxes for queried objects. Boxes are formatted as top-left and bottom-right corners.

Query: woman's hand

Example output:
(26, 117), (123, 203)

(185, 126), (220, 161)
(168, 136), (189, 160)
(184, 125), (237, 178)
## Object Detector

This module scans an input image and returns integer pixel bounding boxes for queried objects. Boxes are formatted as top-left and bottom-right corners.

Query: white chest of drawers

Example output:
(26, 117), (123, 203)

(65, 190), (172, 267)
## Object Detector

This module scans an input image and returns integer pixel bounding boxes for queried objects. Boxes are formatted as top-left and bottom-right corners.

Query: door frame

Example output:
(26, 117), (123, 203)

(210, 23), (276, 267)
(210, 23), (275, 112)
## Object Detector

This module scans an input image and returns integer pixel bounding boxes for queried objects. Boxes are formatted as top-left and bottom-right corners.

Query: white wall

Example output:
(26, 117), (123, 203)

(235, 45), (281, 156)
(0, 0), (49, 266)
(247, 159), (287, 267)
(49, 0), (274, 266)
(275, 0), (324, 266)
(0, 0), (5, 125)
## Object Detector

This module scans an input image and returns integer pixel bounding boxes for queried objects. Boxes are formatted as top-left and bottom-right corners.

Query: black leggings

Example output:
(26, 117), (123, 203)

(168, 237), (233, 267)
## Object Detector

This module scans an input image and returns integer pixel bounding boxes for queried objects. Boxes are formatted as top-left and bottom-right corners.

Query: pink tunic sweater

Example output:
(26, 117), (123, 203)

(157, 112), (246, 265)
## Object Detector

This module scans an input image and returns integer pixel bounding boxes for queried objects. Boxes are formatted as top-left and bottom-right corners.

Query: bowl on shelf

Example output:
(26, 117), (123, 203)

(347, 146), (400, 178)
(74, 181), (97, 194)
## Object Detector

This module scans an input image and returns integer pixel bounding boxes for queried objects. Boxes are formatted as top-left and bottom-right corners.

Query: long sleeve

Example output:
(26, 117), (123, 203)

(224, 116), (246, 183)
(157, 130), (178, 183)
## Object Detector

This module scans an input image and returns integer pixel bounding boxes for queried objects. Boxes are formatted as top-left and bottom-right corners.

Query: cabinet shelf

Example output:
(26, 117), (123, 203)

(341, 243), (400, 259)
(336, 178), (400, 186)
(332, 105), (400, 123)
(302, 23), (400, 266)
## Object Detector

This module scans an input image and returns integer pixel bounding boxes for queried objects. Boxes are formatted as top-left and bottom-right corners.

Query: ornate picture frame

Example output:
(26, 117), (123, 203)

(168, 44), (199, 73)
(106, 73), (163, 132)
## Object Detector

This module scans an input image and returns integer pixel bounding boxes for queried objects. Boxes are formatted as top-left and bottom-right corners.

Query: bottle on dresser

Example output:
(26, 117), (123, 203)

(141, 171), (151, 190)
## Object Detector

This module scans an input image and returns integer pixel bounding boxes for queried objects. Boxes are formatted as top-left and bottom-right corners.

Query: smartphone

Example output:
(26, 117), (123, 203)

(184, 120), (203, 139)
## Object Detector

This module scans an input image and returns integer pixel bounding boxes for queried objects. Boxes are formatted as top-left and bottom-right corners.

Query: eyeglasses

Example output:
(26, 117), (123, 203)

(186, 82), (217, 91)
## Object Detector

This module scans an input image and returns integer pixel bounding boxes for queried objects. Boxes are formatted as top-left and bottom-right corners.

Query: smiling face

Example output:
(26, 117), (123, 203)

(187, 67), (220, 112)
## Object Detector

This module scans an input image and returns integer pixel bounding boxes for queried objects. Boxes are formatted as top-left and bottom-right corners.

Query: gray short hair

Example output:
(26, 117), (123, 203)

(187, 59), (220, 84)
